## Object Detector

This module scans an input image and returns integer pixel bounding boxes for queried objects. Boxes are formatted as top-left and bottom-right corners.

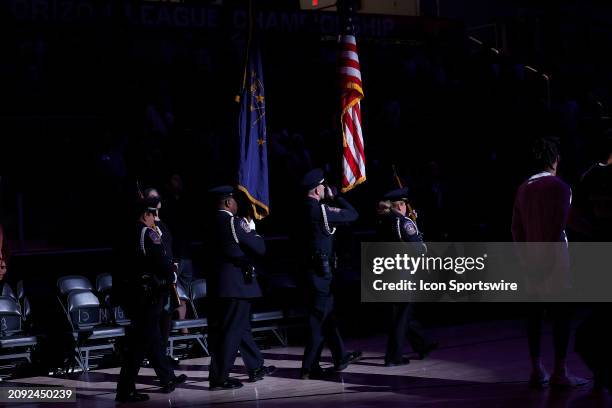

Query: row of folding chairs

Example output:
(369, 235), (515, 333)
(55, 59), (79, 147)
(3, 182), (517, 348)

(0, 281), (38, 369)
(56, 274), (214, 369)
(56, 275), (126, 371)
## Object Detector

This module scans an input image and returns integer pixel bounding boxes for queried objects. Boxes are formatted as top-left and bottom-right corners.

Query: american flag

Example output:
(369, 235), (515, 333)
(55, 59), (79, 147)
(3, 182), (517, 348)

(338, 25), (366, 192)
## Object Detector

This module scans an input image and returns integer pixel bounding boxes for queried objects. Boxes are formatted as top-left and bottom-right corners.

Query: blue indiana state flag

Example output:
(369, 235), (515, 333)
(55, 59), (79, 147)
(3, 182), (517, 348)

(237, 45), (269, 219)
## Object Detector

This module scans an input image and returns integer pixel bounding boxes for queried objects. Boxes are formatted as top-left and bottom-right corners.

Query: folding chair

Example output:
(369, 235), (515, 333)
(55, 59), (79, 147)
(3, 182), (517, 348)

(0, 296), (37, 364)
(96, 273), (130, 326)
(167, 282), (208, 357)
(64, 290), (125, 371)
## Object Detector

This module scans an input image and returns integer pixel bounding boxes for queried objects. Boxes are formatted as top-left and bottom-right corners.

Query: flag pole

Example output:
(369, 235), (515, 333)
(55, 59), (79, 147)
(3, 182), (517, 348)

(392, 164), (417, 222)
(236, 0), (254, 103)
(392, 164), (403, 188)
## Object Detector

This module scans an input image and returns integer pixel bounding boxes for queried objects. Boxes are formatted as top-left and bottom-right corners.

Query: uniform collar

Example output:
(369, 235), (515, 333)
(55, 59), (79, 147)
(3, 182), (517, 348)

(218, 209), (234, 217)
(528, 171), (553, 182)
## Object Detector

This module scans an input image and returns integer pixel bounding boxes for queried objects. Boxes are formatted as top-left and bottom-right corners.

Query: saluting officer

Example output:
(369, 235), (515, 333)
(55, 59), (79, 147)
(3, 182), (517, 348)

(207, 186), (275, 390)
(115, 196), (186, 403)
(143, 188), (180, 368)
(377, 188), (437, 366)
(299, 169), (362, 379)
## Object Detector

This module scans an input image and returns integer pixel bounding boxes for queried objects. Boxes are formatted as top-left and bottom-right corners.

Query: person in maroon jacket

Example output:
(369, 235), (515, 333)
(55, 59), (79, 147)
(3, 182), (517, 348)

(512, 137), (588, 389)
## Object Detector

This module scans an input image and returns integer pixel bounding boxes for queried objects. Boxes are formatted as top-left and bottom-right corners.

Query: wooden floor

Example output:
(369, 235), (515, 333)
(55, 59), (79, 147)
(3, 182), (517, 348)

(5, 319), (610, 408)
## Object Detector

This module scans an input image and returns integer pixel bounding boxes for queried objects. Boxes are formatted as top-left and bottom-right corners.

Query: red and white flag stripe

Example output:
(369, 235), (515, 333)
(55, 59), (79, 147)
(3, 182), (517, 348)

(339, 34), (365, 192)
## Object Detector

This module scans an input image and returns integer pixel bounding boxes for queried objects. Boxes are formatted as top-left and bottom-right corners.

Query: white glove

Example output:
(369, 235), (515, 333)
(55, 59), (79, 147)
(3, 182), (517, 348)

(248, 218), (256, 231)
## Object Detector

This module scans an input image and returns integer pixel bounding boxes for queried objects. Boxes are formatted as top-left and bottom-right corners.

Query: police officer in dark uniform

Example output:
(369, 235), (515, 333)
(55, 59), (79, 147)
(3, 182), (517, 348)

(377, 188), (437, 366)
(207, 186), (275, 390)
(115, 196), (187, 403)
(143, 188), (180, 368)
(299, 169), (362, 379)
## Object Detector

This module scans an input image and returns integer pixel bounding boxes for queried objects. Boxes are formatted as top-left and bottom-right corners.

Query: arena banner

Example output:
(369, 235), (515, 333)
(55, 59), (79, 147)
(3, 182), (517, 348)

(7, 0), (462, 40)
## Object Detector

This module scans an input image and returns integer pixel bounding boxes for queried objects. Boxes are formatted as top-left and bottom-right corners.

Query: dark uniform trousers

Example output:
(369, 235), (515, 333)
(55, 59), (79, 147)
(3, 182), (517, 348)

(117, 299), (175, 394)
(302, 273), (346, 370)
(385, 303), (429, 362)
(208, 298), (263, 383)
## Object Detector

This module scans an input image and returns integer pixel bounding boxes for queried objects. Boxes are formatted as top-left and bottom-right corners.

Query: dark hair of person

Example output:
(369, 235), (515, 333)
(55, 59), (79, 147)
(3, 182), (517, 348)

(532, 137), (560, 171)
(143, 188), (159, 199)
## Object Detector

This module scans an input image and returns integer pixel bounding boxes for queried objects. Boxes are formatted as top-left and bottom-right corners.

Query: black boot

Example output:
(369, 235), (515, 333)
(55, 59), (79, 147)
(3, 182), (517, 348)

(115, 391), (150, 403)
(334, 350), (363, 371)
(248, 365), (277, 382)
(161, 374), (187, 393)
(300, 366), (336, 380)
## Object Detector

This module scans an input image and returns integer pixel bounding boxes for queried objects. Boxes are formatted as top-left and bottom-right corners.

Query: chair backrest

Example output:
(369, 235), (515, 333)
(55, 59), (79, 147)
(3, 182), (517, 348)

(176, 284), (189, 301)
(67, 290), (101, 329)
(1, 283), (16, 301)
(58, 275), (93, 295)
(22, 297), (31, 321)
(16, 280), (24, 300)
(96, 273), (113, 293)
(191, 279), (207, 301)
(0, 296), (22, 335)
(189, 279), (208, 319)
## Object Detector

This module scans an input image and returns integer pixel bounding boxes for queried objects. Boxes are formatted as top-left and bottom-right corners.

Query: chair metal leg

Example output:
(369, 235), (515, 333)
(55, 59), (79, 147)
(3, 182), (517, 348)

(271, 329), (287, 346)
(74, 351), (85, 371)
(196, 336), (208, 355)
(203, 335), (209, 355)
(84, 349), (89, 371)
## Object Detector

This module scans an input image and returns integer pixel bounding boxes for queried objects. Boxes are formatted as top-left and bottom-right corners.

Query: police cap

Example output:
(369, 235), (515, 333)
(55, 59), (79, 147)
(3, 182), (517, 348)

(383, 187), (410, 202)
(301, 168), (325, 191)
(208, 185), (235, 200)
(139, 195), (160, 213)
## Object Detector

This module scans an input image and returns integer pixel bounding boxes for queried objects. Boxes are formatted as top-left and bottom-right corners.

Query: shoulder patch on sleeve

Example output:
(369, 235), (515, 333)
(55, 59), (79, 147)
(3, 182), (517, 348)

(403, 219), (417, 236)
(239, 218), (251, 233)
(147, 228), (162, 244)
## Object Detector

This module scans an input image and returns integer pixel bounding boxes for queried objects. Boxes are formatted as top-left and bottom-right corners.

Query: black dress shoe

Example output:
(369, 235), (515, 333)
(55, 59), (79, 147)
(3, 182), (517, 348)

(161, 374), (188, 393)
(115, 391), (150, 402)
(210, 377), (244, 390)
(248, 365), (277, 382)
(417, 342), (438, 360)
(334, 350), (363, 371)
(300, 366), (336, 380)
(384, 357), (410, 367)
